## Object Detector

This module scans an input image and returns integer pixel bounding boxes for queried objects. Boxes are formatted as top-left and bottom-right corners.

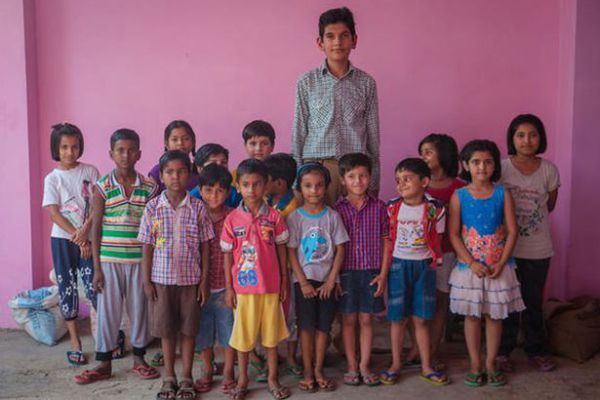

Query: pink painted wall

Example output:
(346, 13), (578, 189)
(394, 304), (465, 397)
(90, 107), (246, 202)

(1, 0), (597, 326)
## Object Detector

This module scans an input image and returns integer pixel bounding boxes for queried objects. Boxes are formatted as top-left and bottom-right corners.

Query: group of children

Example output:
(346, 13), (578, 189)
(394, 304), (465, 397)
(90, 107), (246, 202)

(41, 6), (560, 400)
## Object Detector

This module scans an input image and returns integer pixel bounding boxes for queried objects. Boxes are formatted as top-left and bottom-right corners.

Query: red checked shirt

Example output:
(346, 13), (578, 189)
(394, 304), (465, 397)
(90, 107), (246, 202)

(138, 192), (215, 285)
(334, 195), (389, 271)
(207, 206), (233, 292)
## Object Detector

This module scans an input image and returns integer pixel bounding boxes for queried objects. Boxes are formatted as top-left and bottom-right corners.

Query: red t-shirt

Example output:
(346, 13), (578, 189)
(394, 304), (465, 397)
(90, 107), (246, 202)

(426, 178), (466, 253)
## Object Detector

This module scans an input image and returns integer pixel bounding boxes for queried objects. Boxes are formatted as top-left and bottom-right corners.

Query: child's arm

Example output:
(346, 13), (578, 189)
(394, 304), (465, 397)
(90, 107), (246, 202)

(448, 192), (487, 278)
(365, 82), (380, 196)
(199, 241), (210, 305)
(141, 244), (157, 301)
(223, 252), (236, 309)
(90, 186), (106, 292)
(489, 190), (518, 279)
(291, 79), (309, 164)
(45, 205), (78, 238)
(548, 188), (559, 213)
(317, 243), (345, 300)
(72, 213), (93, 247)
(371, 237), (391, 297)
(276, 243), (288, 303)
(288, 246), (317, 299)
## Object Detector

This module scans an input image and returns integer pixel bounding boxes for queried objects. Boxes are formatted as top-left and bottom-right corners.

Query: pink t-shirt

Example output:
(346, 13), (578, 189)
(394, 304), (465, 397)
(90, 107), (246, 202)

(220, 202), (289, 294)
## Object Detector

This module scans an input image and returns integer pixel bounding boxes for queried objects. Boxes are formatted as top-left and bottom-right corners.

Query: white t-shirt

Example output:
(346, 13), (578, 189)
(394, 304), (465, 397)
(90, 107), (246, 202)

(500, 158), (560, 259)
(393, 203), (445, 260)
(42, 162), (100, 239)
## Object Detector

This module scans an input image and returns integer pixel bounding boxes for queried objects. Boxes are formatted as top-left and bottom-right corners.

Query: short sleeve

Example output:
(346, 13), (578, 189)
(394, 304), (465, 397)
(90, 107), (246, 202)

(330, 210), (350, 245)
(197, 204), (216, 242)
(286, 213), (300, 248)
(546, 160), (560, 192)
(274, 212), (289, 245)
(220, 214), (235, 252)
(378, 201), (390, 237)
(95, 179), (107, 200)
(42, 173), (60, 207)
(137, 202), (155, 244)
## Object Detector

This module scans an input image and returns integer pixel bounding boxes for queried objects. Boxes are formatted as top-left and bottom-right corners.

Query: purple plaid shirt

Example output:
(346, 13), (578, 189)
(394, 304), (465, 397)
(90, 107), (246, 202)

(138, 192), (215, 285)
(334, 195), (389, 271)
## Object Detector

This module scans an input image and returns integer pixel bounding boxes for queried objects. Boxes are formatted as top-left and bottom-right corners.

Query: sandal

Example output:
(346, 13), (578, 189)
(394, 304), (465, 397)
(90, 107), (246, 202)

(529, 355), (557, 372)
(74, 369), (111, 385)
(403, 358), (422, 369)
(112, 330), (126, 359)
(222, 379), (237, 394)
(496, 355), (515, 373)
(157, 377), (178, 400)
(285, 363), (303, 377)
(268, 385), (291, 399)
(229, 386), (249, 400)
(250, 359), (268, 383)
(298, 379), (317, 393)
(316, 377), (336, 392)
(150, 351), (165, 367)
(343, 371), (361, 386)
(193, 376), (213, 393)
(67, 350), (87, 366)
(176, 379), (197, 399)
(361, 371), (381, 386)
(463, 371), (485, 387)
(486, 370), (507, 387)
(420, 371), (450, 386)
(379, 370), (399, 385)
(131, 364), (160, 380)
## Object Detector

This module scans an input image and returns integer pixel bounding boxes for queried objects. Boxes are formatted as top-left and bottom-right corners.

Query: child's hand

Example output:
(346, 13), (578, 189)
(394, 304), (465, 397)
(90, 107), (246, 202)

(488, 262), (505, 279)
(469, 261), (488, 279)
(370, 273), (387, 297)
(300, 281), (317, 299)
(143, 281), (157, 301)
(79, 242), (91, 259)
(92, 270), (105, 293)
(225, 287), (237, 309)
(198, 282), (209, 306)
(317, 279), (335, 300)
(279, 282), (288, 303)
(71, 229), (86, 247)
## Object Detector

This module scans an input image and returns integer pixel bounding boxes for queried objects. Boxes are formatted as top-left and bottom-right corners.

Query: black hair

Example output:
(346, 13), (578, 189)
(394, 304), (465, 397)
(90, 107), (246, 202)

(50, 122), (84, 161)
(198, 163), (232, 190)
(296, 162), (331, 189)
(418, 133), (460, 178)
(159, 150), (191, 173)
(194, 143), (229, 168)
(338, 153), (372, 176)
(164, 120), (196, 155)
(236, 158), (268, 183)
(395, 158), (431, 179)
(319, 7), (356, 38)
(242, 120), (275, 145)
(506, 114), (548, 155)
(459, 139), (502, 182)
(263, 153), (297, 189)
(110, 128), (140, 149)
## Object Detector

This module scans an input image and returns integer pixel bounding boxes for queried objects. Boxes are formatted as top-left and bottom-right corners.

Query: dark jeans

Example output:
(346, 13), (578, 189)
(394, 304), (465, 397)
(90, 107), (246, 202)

(499, 258), (551, 357)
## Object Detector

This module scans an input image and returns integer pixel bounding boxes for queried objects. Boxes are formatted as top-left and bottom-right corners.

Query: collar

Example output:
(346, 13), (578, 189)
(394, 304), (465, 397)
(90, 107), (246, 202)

(320, 59), (355, 78)
(239, 201), (270, 216)
(110, 169), (141, 188)
(298, 206), (329, 219)
(269, 190), (295, 211)
(156, 191), (192, 210)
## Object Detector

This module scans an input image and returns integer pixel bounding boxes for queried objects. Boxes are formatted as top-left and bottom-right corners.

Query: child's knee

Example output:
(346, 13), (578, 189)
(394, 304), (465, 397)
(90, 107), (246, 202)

(358, 313), (373, 326)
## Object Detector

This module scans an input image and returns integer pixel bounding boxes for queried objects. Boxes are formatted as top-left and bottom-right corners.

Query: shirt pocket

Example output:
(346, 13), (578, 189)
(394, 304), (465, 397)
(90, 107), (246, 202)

(341, 87), (366, 125)
(184, 222), (201, 252)
(308, 93), (332, 129)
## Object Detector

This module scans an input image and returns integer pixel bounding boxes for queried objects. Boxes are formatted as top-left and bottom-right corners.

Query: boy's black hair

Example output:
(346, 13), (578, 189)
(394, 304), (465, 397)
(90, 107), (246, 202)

(50, 122), (84, 161)
(319, 7), (356, 38)
(236, 158), (268, 183)
(263, 153), (298, 189)
(242, 120), (275, 145)
(418, 133), (460, 178)
(296, 162), (332, 189)
(164, 120), (196, 155)
(459, 140), (502, 182)
(159, 150), (191, 173)
(395, 158), (431, 179)
(506, 114), (548, 155)
(195, 143), (229, 168)
(338, 152), (372, 176)
(110, 128), (140, 149)
(198, 163), (232, 190)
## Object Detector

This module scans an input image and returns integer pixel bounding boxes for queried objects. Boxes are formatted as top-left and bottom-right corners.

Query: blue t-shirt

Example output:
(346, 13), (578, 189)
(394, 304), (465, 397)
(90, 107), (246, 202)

(190, 186), (241, 208)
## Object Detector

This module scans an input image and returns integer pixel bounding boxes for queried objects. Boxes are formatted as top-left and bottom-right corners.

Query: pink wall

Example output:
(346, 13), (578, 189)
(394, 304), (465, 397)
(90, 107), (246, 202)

(1, 0), (597, 327)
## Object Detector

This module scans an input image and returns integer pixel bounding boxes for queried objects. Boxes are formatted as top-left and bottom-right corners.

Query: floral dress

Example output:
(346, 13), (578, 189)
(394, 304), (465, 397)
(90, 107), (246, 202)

(449, 185), (525, 319)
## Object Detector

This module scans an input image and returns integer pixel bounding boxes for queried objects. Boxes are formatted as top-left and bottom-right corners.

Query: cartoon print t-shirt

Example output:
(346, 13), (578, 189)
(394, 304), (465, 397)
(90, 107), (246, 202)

(42, 162), (100, 240)
(500, 158), (560, 259)
(286, 207), (349, 283)
(220, 202), (289, 294)
(393, 203), (445, 260)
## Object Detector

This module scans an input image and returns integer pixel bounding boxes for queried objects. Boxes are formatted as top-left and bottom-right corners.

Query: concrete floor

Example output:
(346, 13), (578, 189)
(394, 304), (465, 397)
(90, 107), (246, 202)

(1, 320), (599, 400)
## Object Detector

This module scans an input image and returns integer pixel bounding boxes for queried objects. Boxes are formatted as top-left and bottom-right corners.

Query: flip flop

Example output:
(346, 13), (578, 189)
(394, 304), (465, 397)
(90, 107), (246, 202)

(486, 370), (507, 387)
(131, 364), (161, 380)
(74, 369), (111, 385)
(420, 371), (450, 386)
(222, 379), (237, 394)
(67, 350), (87, 366)
(193, 377), (213, 393)
(157, 377), (178, 400)
(343, 371), (361, 386)
(496, 355), (515, 373)
(529, 355), (557, 372)
(379, 370), (399, 385)
(361, 371), (381, 386)
(463, 371), (485, 387)
(298, 379), (317, 393)
(229, 386), (249, 400)
(267, 385), (291, 400)
(285, 363), (303, 377)
(151, 351), (165, 367)
(316, 377), (336, 392)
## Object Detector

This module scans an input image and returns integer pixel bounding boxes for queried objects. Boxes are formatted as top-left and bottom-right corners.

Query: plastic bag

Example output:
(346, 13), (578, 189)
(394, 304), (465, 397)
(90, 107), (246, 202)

(8, 286), (67, 346)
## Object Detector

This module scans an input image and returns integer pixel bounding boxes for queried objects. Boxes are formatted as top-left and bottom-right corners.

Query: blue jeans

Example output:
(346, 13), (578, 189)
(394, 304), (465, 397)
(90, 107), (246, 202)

(195, 290), (234, 351)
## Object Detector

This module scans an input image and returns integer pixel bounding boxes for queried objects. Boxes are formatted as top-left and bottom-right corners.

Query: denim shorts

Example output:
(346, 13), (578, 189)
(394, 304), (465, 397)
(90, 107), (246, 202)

(195, 290), (234, 351)
(387, 258), (436, 321)
(294, 281), (337, 333)
(339, 269), (385, 314)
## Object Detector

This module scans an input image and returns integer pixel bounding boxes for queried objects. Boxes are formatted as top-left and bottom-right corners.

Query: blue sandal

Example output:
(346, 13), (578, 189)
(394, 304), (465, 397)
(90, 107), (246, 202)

(379, 370), (399, 385)
(420, 371), (450, 386)
(67, 350), (87, 366)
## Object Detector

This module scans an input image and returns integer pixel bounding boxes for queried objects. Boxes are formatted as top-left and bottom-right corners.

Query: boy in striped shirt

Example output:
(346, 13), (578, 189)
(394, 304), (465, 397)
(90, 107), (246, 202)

(75, 129), (159, 384)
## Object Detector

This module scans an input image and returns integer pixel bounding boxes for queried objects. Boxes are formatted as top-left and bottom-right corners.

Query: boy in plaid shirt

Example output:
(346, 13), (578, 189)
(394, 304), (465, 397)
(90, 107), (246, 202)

(138, 151), (215, 399)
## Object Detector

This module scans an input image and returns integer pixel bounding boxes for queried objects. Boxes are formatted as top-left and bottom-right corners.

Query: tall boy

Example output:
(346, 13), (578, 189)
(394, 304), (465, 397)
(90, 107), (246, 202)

(333, 153), (389, 386)
(381, 158), (449, 386)
(138, 150), (215, 398)
(221, 159), (291, 400)
(292, 7), (380, 205)
(193, 163), (237, 394)
(75, 129), (159, 384)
